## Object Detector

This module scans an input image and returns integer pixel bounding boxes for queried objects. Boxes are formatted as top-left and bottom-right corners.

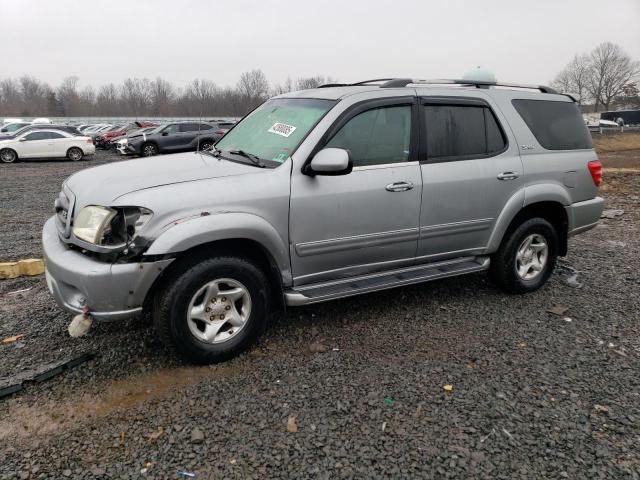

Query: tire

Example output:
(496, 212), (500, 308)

(0, 148), (18, 164)
(154, 256), (270, 364)
(489, 217), (558, 294)
(142, 143), (158, 157)
(200, 140), (213, 151)
(616, 117), (624, 127)
(66, 147), (84, 162)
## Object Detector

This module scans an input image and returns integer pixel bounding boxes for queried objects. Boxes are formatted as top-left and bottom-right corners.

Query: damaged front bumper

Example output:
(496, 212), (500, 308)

(42, 217), (173, 321)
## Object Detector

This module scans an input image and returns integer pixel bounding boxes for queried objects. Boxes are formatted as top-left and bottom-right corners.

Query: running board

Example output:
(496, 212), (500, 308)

(284, 256), (490, 306)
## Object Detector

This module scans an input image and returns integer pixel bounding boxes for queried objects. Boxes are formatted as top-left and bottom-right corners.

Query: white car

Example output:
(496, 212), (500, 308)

(31, 117), (52, 124)
(0, 129), (95, 163)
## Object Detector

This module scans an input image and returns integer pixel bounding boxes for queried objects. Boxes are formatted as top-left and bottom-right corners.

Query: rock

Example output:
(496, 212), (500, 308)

(601, 209), (624, 219)
(90, 466), (106, 476)
(308, 342), (327, 353)
(63, 469), (72, 477)
(18, 471), (29, 480)
(190, 428), (205, 444)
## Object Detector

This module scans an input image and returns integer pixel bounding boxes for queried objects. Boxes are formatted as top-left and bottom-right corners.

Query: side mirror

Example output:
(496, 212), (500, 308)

(162, 132), (169, 136)
(19, 137), (27, 142)
(304, 148), (352, 176)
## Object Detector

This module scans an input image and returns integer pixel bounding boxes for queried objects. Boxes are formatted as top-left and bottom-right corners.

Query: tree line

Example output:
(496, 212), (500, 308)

(552, 42), (640, 111)
(0, 70), (337, 118)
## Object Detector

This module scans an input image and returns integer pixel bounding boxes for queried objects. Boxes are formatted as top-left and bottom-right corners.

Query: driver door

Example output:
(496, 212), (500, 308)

(289, 97), (422, 286)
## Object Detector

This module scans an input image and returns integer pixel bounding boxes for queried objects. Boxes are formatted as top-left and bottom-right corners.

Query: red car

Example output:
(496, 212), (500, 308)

(94, 121), (156, 149)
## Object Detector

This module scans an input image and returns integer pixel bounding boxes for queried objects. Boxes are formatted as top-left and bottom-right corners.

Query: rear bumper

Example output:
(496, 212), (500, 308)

(566, 196), (605, 236)
(42, 217), (173, 321)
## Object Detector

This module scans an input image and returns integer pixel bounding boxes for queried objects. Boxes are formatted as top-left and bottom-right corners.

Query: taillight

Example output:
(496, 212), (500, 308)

(588, 160), (602, 187)
(214, 129), (225, 135)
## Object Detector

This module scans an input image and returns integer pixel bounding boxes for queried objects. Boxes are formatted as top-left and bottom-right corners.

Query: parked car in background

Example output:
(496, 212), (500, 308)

(123, 121), (218, 156)
(2, 118), (24, 125)
(114, 126), (158, 154)
(42, 77), (604, 363)
(600, 109), (640, 126)
(0, 129), (95, 163)
(31, 117), (52, 124)
(82, 124), (110, 135)
(2, 124), (82, 140)
(209, 120), (236, 138)
(94, 121), (156, 149)
(0, 121), (31, 134)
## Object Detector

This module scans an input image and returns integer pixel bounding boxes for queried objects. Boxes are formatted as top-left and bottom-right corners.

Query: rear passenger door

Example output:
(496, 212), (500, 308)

(418, 96), (523, 259)
(177, 123), (205, 149)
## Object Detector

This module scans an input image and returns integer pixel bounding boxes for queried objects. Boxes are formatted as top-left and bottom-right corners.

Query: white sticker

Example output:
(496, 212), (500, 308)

(268, 122), (297, 138)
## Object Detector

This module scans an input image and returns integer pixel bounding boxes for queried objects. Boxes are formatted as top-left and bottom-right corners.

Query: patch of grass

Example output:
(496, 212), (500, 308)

(593, 132), (640, 153)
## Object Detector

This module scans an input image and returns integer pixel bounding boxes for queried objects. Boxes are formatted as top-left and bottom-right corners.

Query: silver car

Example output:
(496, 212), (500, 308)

(42, 78), (604, 363)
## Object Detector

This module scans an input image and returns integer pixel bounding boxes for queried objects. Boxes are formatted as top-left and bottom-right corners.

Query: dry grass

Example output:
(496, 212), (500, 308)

(593, 132), (640, 153)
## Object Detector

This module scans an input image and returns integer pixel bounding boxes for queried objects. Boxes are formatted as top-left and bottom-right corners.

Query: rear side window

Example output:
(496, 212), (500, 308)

(424, 104), (506, 160)
(512, 99), (592, 150)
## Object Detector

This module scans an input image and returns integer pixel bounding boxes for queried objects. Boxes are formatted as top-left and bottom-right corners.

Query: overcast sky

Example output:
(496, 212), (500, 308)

(2, 0), (639, 89)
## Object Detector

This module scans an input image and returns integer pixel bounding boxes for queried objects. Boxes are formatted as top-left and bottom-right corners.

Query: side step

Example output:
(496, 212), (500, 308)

(284, 256), (490, 306)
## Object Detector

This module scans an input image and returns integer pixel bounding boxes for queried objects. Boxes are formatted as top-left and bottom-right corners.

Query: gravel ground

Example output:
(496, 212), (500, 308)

(1, 149), (639, 479)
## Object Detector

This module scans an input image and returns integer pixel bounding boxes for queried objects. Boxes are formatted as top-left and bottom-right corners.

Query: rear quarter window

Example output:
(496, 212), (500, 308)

(512, 99), (592, 150)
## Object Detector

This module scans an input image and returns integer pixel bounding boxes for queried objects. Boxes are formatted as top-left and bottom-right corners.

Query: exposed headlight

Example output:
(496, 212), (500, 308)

(72, 206), (153, 246)
(73, 206), (117, 244)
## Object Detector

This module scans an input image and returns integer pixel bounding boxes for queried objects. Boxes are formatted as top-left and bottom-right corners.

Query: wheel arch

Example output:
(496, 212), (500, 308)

(0, 147), (19, 162)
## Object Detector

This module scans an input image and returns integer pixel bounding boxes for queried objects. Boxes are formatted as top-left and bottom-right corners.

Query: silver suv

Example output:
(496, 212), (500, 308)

(43, 78), (604, 363)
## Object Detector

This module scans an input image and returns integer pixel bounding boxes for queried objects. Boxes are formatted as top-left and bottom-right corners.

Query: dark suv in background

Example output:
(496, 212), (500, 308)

(124, 121), (220, 156)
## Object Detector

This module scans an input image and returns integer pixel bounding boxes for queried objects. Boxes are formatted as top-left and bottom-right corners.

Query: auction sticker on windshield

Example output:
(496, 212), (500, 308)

(268, 122), (297, 138)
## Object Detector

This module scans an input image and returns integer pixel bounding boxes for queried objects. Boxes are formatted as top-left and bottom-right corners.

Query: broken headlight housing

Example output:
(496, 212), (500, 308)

(72, 205), (153, 248)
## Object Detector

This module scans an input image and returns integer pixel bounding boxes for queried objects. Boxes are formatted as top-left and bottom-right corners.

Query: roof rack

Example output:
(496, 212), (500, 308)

(318, 78), (560, 95)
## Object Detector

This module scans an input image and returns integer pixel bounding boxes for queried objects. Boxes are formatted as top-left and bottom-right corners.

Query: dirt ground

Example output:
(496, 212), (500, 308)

(0, 146), (639, 479)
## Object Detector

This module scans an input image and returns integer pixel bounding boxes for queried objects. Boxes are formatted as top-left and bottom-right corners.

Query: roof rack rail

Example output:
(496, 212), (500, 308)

(379, 78), (559, 94)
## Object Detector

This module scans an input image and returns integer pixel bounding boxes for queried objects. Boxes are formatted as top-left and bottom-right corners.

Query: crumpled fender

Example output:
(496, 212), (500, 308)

(144, 212), (291, 284)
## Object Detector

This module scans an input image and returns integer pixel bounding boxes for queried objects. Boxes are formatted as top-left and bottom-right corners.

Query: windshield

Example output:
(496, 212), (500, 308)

(215, 98), (335, 164)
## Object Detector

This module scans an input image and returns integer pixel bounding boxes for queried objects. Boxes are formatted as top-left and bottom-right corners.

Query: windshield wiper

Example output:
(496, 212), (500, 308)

(229, 149), (266, 168)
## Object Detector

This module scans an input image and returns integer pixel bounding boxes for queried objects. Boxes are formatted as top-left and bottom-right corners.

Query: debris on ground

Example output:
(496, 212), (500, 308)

(308, 342), (327, 353)
(443, 384), (454, 393)
(606, 240), (627, 248)
(2, 334), (24, 344)
(384, 397), (394, 406)
(287, 415), (298, 433)
(600, 209), (625, 219)
(146, 428), (163, 442)
(564, 274), (583, 288)
(68, 313), (92, 338)
(5, 287), (33, 296)
(0, 352), (94, 399)
(190, 428), (205, 444)
(546, 305), (570, 316)
(177, 470), (196, 478)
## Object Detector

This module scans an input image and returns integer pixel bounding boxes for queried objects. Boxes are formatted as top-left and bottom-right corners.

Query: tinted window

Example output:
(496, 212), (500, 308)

(424, 105), (506, 160)
(179, 123), (200, 132)
(512, 99), (592, 150)
(24, 132), (49, 141)
(163, 124), (179, 134)
(326, 105), (411, 167)
(48, 132), (65, 139)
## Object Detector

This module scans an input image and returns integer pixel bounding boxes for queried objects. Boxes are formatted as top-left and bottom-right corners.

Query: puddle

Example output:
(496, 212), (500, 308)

(0, 365), (240, 441)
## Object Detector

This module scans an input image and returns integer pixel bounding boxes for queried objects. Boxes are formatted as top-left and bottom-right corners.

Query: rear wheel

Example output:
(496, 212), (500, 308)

(200, 140), (213, 151)
(154, 256), (270, 364)
(0, 148), (17, 163)
(142, 143), (158, 157)
(66, 147), (83, 162)
(489, 217), (558, 294)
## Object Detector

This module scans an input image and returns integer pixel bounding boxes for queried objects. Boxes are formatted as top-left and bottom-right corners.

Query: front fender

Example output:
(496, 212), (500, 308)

(144, 212), (291, 284)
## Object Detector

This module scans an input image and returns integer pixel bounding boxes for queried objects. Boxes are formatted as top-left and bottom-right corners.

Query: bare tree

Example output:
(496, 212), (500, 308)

(57, 76), (80, 116)
(295, 75), (337, 90)
(588, 42), (640, 111)
(150, 77), (175, 116)
(237, 69), (270, 110)
(96, 83), (119, 116)
(552, 54), (591, 104)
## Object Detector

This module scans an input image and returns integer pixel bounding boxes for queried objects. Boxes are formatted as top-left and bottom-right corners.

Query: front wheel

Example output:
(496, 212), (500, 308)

(489, 217), (558, 294)
(154, 256), (270, 364)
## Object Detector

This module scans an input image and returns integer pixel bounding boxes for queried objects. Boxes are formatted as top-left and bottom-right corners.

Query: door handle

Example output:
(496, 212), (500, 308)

(497, 171), (520, 181)
(385, 181), (414, 192)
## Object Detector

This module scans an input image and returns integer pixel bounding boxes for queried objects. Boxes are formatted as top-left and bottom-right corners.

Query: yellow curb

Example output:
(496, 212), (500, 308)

(0, 259), (45, 280)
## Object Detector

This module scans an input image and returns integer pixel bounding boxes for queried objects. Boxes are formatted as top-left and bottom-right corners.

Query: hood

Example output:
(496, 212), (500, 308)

(66, 152), (268, 206)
